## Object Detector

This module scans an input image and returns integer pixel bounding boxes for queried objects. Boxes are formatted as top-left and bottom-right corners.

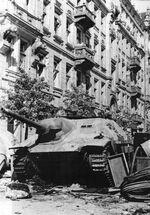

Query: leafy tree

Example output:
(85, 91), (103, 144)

(62, 84), (97, 118)
(2, 69), (57, 121)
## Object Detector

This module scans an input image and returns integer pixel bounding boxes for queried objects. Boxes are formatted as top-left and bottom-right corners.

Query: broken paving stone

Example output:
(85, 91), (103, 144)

(131, 208), (150, 215)
(69, 183), (84, 192)
(5, 182), (31, 199)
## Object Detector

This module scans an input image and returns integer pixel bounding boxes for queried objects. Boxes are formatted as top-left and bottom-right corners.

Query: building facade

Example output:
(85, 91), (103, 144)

(0, 0), (150, 130)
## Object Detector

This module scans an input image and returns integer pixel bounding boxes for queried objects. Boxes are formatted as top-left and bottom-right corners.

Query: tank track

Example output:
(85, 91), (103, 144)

(13, 155), (28, 181)
(89, 150), (114, 187)
(12, 148), (38, 182)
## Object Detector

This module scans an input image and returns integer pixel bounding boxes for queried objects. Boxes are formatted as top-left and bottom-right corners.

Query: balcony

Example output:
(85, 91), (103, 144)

(74, 4), (95, 30)
(74, 44), (95, 70)
(3, 29), (17, 43)
(32, 59), (46, 75)
(34, 44), (48, 59)
(32, 38), (48, 58)
(129, 56), (141, 73)
(130, 85), (141, 98)
(0, 40), (14, 55)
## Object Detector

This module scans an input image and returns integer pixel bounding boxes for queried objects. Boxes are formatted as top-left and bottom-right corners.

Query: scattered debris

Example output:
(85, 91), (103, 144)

(5, 182), (31, 200)
(69, 183), (84, 192)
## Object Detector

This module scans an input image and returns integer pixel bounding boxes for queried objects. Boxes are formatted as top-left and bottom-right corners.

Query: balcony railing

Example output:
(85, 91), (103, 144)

(74, 4), (95, 30)
(74, 44), (95, 69)
(129, 56), (141, 73)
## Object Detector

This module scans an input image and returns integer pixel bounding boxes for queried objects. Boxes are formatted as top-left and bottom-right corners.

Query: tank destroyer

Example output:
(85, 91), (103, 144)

(2, 107), (128, 187)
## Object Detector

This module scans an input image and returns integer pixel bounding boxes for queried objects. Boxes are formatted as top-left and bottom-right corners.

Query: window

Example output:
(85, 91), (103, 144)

(77, 70), (82, 86)
(94, 78), (98, 102)
(101, 13), (105, 32)
(66, 63), (72, 90)
(7, 118), (14, 134)
(20, 39), (28, 69)
(85, 34), (91, 48)
(94, 34), (98, 51)
(101, 82), (105, 105)
(85, 74), (91, 91)
(66, 18), (72, 43)
(20, 39), (28, 53)
(53, 56), (61, 88)
(77, 28), (82, 44)
(54, 17), (61, 34)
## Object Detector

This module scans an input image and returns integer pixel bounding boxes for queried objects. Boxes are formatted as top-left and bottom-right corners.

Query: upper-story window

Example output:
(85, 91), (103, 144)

(101, 13), (105, 32)
(94, 34), (98, 54)
(54, 0), (63, 35)
(100, 81), (105, 105)
(66, 17), (72, 43)
(53, 56), (61, 88)
(94, 78), (98, 102)
(20, 39), (28, 69)
(66, 63), (72, 90)
(85, 33), (91, 48)
(77, 27), (82, 44)
(54, 17), (61, 34)
(20, 39), (28, 53)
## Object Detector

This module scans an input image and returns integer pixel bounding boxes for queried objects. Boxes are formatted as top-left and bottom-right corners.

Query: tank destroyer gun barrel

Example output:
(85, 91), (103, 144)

(1, 107), (44, 133)
(1, 108), (62, 142)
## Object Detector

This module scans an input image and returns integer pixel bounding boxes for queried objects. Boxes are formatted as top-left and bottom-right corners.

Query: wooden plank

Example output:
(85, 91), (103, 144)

(136, 157), (150, 172)
(108, 153), (129, 188)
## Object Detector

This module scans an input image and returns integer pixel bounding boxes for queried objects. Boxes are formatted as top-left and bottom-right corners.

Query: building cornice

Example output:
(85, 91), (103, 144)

(11, 1), (41, 21)
(121, 2), (144, 34)
(93, 0), (110, 15)
(6, 13), (43, 39)
(43, 37), (75, 61)
(92, 67), (112, 81)
(117, 20), (137, 46)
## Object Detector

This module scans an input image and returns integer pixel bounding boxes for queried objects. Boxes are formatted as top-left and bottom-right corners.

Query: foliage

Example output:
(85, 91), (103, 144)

(62, 85), (97, 118)
(2, 69), (57, 121)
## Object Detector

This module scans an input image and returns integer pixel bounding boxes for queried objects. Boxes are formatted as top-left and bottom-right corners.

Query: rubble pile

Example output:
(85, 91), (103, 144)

(5, 182), (31, 199)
